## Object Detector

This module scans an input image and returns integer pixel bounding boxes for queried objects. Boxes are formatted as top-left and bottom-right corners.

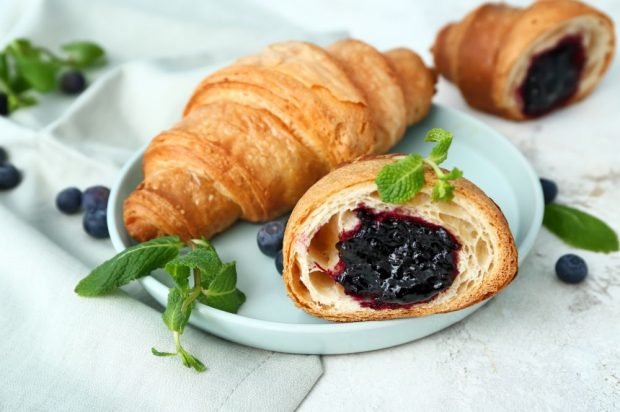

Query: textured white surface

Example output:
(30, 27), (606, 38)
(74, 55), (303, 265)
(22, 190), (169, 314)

(252, 0), (620, 410)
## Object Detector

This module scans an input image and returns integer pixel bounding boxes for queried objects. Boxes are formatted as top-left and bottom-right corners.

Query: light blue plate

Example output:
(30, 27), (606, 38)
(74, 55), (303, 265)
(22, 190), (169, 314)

(108, 104), (543, 354)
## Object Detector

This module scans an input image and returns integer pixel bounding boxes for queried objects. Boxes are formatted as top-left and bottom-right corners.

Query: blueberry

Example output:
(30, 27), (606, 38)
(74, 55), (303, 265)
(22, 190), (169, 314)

(540, 178), (558, 204)
(83, 208), (109, 239)
(0, 163), (21, 190)
(275, 250), (284, 275)
(555, 254), (588, 284)
(257, 220), (285, 257)
(83, 185), (110, 211)
(0, 92), (8, 116)
(56, 187), (83, 214)
(60, 70), (87, 95)
(0, 147), (7, 163)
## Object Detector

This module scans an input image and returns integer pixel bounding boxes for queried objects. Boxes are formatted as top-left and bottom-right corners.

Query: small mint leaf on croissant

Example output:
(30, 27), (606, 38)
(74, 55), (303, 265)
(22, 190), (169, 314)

(376, 128), (463, 204)
(376, 154), (425, 204)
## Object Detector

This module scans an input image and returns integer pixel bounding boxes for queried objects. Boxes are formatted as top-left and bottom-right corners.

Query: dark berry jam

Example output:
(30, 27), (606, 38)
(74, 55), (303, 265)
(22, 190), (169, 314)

(518, 35), (585, 117)
(331, 207), (460, 308)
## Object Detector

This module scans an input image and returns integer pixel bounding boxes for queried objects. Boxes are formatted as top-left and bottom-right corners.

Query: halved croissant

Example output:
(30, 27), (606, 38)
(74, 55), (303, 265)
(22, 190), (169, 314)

(124, 39), (436, 242)
(282, 156), (518, 322)
(432, 0), (615, 120)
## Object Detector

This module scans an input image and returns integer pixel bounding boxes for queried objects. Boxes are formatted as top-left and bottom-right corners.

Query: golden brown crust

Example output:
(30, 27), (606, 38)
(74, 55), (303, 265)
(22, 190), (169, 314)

(432, 0), (615, 120)
(282, 156), (518, 322)
(124, 40), (436, 243)
(384, 48), (437, 125)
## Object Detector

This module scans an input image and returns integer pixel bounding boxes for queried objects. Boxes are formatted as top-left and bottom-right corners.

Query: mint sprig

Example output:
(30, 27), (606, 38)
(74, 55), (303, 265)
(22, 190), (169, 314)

(376, 128), (463, 203)
(0, 38), (105, 114)
(75, 237), (245, 372)
(543, 204), (619, 253)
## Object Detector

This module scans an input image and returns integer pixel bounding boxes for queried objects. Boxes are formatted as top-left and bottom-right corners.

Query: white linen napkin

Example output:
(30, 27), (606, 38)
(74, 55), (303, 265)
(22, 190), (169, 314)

(0, 0), (344, 409)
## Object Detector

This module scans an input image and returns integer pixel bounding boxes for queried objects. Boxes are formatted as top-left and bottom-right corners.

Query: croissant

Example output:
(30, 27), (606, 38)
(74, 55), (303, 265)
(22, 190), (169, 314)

(282, 156), (518, 322)
(124, 39), (436, 242)
(432, 0), (615, 120)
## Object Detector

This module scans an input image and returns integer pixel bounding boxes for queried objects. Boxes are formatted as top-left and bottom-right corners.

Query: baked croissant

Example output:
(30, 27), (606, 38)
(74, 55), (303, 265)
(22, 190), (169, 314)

(282, 156), (518, 322)
(124, 39), (436, 242)
(432, 0), (615, 120)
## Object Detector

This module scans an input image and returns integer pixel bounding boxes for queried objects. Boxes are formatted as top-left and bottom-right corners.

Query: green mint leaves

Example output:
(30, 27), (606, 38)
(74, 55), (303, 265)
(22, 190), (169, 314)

(543, 204), (619, 253)
(75, 236), (184, 296)
(0, 38), (105, 114)
(375, 154), (425, 203)
(376, 128), (463, 204)
(75, 237), (246, 373)
(61, 41), (105, 68)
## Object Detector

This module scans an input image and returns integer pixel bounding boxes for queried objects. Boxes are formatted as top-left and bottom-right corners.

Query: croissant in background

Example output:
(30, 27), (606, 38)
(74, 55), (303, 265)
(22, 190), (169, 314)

(124, 39), (436, 242)
(432, 0), (615, 120)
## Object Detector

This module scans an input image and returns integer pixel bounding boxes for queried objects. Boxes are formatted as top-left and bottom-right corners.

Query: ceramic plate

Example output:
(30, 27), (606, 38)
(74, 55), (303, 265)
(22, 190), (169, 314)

(108, 104), (543, 354)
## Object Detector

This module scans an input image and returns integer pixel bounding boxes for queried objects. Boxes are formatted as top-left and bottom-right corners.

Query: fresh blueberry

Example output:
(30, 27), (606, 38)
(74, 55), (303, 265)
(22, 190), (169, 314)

(0, 163), (21, 190)
(540, 178), (558, 204)
(83, 185), (110, 211)
(257, 220), (285, 257)
(60, 70), (87, 95)
(275, 250), (284, 275)
(83, 208), (109, 239)
(555, 254), (588, 284)
(0, 147), (7, 163)
(56, 187), (83, 214)
(0, 92), (8, 116)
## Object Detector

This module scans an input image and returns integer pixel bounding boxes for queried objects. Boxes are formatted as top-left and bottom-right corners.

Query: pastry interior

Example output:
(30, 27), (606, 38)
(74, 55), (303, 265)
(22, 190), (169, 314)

(290, 189), (496, 311)
(505, 15), (614, 117)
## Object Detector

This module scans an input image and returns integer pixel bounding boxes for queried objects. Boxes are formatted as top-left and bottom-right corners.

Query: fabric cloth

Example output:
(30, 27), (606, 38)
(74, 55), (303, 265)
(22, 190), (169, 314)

(0, 0), (342, 409)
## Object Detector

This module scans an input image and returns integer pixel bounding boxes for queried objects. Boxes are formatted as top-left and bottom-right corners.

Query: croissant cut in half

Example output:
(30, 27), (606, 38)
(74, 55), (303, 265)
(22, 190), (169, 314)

(432, 0), (615, 120)
(124, 39), (436, 242)
(283, 156), (518, 322)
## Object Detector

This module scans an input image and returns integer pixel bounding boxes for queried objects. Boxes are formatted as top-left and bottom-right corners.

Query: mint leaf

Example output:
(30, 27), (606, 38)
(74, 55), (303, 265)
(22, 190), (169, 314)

(199, 262), (246, 313)
(0, 53), (8, 83)
(164, 261), (191, 289)
(376, 154), (425, 203)
(443, 167), (463, 181)
(151, 348), (177, 357)
(200, 289), (246, 313)
(178, 347), (206, 372)
(425, 128), (453, 164)
(11, 75), (33, 94)
(543, 204), (619, 253)
(61, 41), (105, 67)
(166, 247), (222, 287)
(207, 262), (237, 291)
(75, 236), (183, 296)
(14, 56), (58, 92)
(432, 179), (455, 202)
(162, 287), (193, 333)
(377, 128), (462, 204)
(153, 331), (207, 373)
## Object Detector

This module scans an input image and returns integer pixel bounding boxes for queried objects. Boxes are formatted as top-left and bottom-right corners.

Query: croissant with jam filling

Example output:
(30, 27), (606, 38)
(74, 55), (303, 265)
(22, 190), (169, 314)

(282, 156), (518, 322)
(432, 0), (615, 120)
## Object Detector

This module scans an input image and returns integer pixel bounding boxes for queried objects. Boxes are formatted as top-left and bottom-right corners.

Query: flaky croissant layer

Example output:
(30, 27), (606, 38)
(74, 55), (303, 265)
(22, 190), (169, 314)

(124, 39), (436, 242)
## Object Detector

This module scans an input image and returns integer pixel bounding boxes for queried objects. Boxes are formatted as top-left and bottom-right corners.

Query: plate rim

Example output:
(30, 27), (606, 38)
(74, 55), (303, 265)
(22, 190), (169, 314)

(108, 103), (543, 333)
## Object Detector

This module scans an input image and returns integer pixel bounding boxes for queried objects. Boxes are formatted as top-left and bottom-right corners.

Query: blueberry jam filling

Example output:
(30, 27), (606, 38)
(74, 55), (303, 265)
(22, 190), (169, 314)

(518, 35), (585, 117)
(331, 208), (460, 308)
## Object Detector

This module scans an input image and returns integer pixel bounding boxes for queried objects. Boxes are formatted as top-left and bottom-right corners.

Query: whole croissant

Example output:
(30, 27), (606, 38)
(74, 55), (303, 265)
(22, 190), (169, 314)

(124, 39), (436, 242)
(432, 0), (615, 120)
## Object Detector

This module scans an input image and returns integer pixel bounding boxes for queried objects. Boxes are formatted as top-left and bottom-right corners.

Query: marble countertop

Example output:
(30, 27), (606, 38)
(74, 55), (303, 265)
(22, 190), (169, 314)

(256, 0), (620, 410)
